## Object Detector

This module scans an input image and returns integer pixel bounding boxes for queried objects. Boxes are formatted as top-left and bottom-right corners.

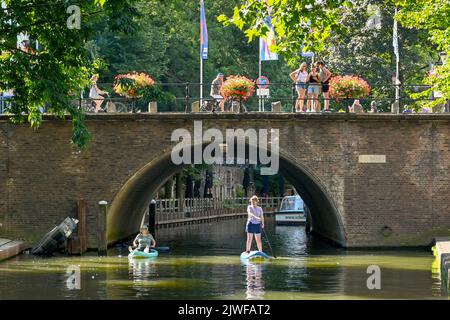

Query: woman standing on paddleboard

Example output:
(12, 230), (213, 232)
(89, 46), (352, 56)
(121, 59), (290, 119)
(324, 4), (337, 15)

(245, 195), (264, 253)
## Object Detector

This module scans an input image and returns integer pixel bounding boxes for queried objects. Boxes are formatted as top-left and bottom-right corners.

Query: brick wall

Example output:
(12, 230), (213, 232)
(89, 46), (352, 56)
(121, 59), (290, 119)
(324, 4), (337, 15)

(0, 113), (449, 248)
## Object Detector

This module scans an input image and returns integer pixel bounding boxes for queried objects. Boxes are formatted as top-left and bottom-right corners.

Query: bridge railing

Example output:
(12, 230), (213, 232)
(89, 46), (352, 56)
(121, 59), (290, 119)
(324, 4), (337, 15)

(154, 197), (282, 224)
(3, 82), (446, 115)
(74, 82), (447, 114)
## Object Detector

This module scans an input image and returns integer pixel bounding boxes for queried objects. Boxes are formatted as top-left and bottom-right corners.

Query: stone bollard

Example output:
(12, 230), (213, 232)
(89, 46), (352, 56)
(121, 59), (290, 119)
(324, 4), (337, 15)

(271, 101), (282, 112)
(148, 101), (157, 113)
(391, 101), (400, 114)
(98, 200), (108, 256)
(191, 101), (200, 112)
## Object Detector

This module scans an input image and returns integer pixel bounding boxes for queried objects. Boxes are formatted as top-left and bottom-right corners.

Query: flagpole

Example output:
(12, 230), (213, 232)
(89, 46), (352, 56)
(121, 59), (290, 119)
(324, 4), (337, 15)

(258, 39), (262, 112)
(200, 46), (203, 109)
(200, 0), (203, 110)
(393, 7), (400, 113)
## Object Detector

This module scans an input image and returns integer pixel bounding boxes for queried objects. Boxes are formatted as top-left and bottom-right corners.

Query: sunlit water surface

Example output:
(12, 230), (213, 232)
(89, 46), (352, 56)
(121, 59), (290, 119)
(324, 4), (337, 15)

(0, 217), (446, 299)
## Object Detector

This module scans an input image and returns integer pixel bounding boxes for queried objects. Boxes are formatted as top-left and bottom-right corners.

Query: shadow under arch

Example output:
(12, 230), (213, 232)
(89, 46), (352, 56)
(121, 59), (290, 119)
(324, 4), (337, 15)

(107, 142), (347, 247)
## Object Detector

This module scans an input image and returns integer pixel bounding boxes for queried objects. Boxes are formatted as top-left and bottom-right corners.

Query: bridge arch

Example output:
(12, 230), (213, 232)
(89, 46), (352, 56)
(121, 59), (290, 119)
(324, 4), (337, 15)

(107, 142), (347, 247)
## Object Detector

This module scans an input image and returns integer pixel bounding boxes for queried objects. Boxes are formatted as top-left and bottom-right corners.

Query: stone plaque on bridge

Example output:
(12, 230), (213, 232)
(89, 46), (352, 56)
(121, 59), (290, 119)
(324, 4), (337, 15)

(358, 155), (386, 163)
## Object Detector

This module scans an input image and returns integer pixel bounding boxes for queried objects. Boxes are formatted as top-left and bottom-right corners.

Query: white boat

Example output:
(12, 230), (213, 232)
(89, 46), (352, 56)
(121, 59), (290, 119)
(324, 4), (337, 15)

(275, 195), (306, 225)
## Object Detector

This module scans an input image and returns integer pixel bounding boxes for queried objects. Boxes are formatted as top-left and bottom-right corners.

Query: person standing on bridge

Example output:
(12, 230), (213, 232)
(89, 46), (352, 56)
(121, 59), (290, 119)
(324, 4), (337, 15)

(317, 61), (332, 111)
(306, 65), (322, 112)
(210, 73), (225, 112)
(290, 62), (309, 112)
(245, 195), (264, 253)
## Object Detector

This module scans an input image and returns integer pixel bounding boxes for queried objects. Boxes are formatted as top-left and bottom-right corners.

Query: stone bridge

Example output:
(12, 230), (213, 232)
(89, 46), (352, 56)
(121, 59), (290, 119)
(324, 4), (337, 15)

(1, 113), (449, 248)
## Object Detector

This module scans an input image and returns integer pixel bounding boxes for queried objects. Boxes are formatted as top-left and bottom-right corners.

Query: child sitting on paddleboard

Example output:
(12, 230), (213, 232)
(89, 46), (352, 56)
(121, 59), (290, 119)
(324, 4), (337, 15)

(129, 225), (156, 253)
(245, 195), (264, 254)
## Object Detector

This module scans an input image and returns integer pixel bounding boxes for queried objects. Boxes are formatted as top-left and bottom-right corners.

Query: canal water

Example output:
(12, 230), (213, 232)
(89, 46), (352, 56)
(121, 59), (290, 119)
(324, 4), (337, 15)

(0, 217), (445, 300)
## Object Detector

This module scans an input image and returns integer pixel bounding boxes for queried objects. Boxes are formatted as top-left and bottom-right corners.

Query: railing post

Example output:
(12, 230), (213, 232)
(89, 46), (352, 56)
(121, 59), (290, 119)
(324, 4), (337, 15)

(291, 83), (296, 113)
(185, 82), (190, 113)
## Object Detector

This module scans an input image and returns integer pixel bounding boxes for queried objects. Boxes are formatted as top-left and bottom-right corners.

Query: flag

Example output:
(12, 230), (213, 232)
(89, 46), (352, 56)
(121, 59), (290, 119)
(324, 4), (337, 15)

(200, 0), (208, 60)
(393, 16), (399, 62)
(259, 16), (278, 61)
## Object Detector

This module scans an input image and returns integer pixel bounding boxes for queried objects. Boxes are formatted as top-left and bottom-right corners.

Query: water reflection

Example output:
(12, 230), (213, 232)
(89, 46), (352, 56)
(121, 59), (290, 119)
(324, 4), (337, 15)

(242, 260), (266, 300)
(0, 217), (445, 300)
(128, 258), (158, 280)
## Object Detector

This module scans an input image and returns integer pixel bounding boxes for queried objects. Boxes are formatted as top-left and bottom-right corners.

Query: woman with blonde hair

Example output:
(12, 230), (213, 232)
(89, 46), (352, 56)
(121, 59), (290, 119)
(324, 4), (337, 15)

(290, 62), (309, 112)
(245, 195), (265, 253)
(89, 74), (108, 112)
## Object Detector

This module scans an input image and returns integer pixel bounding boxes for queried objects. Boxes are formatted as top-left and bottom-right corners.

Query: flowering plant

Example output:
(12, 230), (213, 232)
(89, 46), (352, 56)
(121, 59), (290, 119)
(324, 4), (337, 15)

(113, 72), (155, 98)
(220, 76), (255, 101)
(329, 75), (371, 99)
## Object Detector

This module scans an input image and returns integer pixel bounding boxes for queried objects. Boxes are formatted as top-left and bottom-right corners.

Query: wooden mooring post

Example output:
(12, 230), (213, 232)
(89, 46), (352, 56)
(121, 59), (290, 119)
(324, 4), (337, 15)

(67, 199), (87, 255)
(148, 199), (156, 235)
(98, 200), (108, 256)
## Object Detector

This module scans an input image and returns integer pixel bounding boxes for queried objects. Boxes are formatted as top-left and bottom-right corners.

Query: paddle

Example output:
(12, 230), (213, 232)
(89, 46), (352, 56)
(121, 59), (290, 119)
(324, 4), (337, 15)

(128, 245), (170, 252)
(154, 246), (170, 252)
(262, 228), (277, 259)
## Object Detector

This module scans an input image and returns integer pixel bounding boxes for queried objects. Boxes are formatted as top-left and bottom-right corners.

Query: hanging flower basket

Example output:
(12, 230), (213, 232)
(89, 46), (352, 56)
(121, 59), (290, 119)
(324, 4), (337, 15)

(113, 72), (156, 99)
(329, 75), (371, 100)
(220, 76), (255, 101)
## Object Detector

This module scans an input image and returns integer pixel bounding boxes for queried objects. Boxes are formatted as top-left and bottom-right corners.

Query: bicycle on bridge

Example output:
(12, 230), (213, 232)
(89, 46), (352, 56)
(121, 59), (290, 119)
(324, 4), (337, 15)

(201, 97), (247, 113)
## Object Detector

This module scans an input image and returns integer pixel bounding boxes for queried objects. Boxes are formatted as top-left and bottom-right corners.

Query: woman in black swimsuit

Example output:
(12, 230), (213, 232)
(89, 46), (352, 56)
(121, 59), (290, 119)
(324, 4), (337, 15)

(306, 66), (321, 112)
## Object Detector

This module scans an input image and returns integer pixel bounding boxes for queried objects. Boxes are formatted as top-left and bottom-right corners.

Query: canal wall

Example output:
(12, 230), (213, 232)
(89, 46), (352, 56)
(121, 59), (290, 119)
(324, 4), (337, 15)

(1, 113), (450, 248)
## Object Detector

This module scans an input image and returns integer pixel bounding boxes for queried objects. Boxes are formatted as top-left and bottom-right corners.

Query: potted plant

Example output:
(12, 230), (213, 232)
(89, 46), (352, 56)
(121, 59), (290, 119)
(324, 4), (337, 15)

(329, 75), (371, 100)
(220, 75), (255, 112)
(113, 72), (155, 112)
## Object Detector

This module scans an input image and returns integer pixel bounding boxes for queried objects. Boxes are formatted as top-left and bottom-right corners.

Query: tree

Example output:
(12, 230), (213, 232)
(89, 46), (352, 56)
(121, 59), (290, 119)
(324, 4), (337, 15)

(322, 1), (436, 111)
(218, 0), (352, 64)
(0, 0), (138, 148)
(220, 0), (443, 111)
(393, 0), (450, 109)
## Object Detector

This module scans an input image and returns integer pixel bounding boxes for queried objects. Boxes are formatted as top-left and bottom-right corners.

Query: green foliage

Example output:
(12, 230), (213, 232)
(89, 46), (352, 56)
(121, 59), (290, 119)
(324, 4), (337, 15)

(0, 0), (139, 149)
(143, 85), (175, 105)
(393, 0), (450, 108)
(91, 0), (293, 112)
(219, 0), (351, 65)
(221, 0), (443, 111)
(324, 1), (434, 84)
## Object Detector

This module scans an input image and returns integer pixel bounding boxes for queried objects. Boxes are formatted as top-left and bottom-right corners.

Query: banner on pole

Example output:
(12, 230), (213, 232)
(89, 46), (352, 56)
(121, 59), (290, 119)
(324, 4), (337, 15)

(393, 15), (399, 62)
(259, 16), (278, 61)
(200, 0), (208, 60)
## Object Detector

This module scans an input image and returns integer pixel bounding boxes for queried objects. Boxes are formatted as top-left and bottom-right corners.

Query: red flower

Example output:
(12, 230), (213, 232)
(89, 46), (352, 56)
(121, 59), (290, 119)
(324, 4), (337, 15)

(113, 72), (155, 98)
(329, 75), (371, 99)
(220, 75), (255, 101)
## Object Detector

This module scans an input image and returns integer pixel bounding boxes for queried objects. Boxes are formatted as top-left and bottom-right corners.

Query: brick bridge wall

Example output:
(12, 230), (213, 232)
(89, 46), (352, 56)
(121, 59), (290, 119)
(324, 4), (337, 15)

(0, 113), (449, 248)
